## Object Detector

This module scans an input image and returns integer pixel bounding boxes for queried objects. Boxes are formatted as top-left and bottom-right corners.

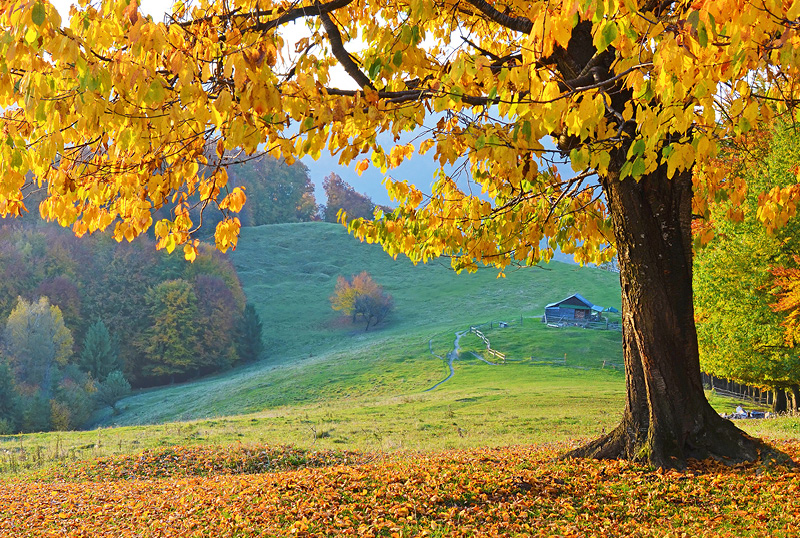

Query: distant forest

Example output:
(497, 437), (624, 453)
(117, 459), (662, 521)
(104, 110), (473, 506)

(0, 155), (384, 434)
(189, 154), (387, 235)
(0, 220), (264, 433)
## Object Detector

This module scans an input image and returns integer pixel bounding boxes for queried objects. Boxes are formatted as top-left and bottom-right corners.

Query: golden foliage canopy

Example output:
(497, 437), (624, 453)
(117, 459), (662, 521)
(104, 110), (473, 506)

(1, 0), (799, 264)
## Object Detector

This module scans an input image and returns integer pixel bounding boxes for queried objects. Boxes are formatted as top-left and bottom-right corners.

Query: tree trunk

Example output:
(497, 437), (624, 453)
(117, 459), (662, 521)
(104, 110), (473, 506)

(568, 165), (767, 468)
(774, 388), (787, 413)
(791, 385), (800, 413)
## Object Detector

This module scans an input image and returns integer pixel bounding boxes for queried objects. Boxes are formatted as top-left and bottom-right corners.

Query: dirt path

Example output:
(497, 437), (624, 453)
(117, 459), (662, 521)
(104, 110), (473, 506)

(425, 329), (500, 391)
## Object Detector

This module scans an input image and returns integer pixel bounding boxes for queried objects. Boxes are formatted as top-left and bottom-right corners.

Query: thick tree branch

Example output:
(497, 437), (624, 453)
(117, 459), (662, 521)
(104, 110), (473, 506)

(461, 0), (533, 34)
(325, 63), (649, 106)
(240, 0), (354, 33)
(319, 11), (374, 90)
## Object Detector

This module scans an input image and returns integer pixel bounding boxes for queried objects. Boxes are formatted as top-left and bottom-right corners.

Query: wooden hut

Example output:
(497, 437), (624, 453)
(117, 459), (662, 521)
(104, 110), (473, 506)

(544, 293), (606, 323)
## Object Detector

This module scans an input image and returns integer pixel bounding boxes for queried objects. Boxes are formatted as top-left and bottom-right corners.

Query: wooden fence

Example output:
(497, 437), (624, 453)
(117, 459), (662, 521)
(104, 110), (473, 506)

(702, 373), (773, 406)
(543, 316), (621, 332)
(469, 326), (506, 363)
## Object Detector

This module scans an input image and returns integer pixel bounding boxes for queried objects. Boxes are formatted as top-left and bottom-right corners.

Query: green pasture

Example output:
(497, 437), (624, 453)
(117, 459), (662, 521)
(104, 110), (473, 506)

(231, 222), (621, 360)
(0, 221), (790, 476)
(82, 221), (623, 428)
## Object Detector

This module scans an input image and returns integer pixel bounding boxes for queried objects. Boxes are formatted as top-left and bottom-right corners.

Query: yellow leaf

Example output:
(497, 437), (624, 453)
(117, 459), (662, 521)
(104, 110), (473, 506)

(356, 159), (370, 176)
(183, 243), (197, 262)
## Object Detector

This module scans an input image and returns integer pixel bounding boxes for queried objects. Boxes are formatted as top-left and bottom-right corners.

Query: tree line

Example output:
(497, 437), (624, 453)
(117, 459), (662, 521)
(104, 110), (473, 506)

(0, 157), (377, 434)
(185, 154), (387, 235)
(0, 222), (262, 434)
(695, 122), (800, 413)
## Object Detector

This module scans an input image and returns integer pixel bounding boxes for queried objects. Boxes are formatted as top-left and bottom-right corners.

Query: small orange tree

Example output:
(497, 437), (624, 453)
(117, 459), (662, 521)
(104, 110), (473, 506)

(330, 272), (393, 331)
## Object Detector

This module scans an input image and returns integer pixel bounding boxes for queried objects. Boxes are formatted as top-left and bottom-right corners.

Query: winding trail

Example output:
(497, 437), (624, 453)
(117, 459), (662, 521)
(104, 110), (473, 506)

(424, 330), (474, 392)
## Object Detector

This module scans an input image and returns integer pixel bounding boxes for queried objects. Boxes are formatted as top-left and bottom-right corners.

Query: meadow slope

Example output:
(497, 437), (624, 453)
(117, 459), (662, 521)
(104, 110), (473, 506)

(87, 222), (624, 430)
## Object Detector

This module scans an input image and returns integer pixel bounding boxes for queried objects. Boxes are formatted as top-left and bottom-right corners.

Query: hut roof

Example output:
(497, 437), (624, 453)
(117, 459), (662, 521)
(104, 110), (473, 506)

(545, 293), (605, 312)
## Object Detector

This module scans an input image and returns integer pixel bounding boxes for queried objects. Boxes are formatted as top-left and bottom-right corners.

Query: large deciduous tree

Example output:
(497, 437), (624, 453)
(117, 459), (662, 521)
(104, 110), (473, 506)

(139, 279), (202, 383)
(322, 173), (379, 223)
(3, 0), (800, 466)
(231, 156), (318, 225)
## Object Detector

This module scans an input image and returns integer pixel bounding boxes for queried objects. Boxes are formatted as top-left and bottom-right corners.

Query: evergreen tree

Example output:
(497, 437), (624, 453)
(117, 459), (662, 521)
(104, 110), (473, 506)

(79, 319), (119, 382)
(95, 370), (131, 414)
(21, 393), (51, 433)
(236, 303), (264, 363)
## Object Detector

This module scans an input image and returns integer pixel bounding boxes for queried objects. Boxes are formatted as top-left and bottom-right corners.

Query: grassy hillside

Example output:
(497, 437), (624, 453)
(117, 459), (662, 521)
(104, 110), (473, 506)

(5, 224), (800, 537)
(233, 222), (621, 359)
(83, 221), (624, 428)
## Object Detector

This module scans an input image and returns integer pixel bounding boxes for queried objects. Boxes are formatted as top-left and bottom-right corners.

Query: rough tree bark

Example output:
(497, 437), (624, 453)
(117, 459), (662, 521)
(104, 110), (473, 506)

(567, 162), (768, 468)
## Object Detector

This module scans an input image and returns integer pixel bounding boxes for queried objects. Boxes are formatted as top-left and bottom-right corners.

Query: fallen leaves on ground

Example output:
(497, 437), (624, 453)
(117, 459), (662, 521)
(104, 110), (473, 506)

(2, 440), (800, 537)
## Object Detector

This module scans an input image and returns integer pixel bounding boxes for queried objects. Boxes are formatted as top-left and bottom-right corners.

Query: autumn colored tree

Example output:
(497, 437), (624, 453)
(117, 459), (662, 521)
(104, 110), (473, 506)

(331, 272), (393, 330)
(322, 173), (378, 223)
(772, 264), (800, 346)
(4, 0), (800, 466)
(231, 156), (318, 225)
(193, 275), (240, 371)
(34, 276), (83, 346)
(139, 279), (202, 383)
(181, 243), (247, 311)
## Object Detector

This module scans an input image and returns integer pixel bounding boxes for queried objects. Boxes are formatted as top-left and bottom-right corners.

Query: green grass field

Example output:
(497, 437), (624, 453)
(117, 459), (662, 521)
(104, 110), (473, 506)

(82, 221), (624, 427)
(1, 221), (794, 479)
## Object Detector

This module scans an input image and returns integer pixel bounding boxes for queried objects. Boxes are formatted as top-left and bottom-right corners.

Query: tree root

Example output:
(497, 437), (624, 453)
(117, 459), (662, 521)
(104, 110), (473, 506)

(564, 413), (795, 470)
